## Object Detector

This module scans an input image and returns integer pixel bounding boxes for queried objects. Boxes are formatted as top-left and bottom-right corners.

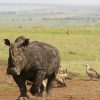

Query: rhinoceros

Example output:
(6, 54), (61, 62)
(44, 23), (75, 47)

(4, 36), (60, 100)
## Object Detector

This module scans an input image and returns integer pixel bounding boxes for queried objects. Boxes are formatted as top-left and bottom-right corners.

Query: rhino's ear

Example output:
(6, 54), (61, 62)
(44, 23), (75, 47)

(22, 38), (29, 47)
(4, 39), (10, 46)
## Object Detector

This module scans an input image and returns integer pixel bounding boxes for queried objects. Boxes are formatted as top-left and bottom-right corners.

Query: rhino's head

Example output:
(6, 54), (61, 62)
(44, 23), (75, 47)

(4, 36), (29, 76)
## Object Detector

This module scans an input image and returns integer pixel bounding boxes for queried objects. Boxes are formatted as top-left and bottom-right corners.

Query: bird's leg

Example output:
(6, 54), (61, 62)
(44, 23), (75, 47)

(91, 77), (93, 80)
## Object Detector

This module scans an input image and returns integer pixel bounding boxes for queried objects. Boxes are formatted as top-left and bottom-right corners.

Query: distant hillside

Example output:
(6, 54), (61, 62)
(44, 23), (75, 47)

(0, 4), (100, 27)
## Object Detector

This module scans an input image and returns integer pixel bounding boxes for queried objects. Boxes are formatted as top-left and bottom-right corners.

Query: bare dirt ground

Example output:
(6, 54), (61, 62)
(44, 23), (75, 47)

(0, 61), (100, 100)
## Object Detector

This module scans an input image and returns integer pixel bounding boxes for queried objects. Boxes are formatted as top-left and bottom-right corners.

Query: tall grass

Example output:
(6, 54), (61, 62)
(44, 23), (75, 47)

(0, 27), (100, 78)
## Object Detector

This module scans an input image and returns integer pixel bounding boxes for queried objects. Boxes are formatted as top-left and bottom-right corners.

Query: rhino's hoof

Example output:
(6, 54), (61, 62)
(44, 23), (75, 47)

(31, 92), (43, 97)
(17, 96), (29, 100)
(38, 93), (43, 97)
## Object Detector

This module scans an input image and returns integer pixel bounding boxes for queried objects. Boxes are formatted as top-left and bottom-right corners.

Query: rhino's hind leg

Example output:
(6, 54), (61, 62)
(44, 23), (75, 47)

(46, 72), (56, 95)
(13, 76), (29, 100)
(30, 70), (46, 96)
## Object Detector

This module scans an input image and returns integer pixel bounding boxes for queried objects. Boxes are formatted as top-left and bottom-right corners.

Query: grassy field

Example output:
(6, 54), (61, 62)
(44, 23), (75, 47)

(0, 27), (100, 78)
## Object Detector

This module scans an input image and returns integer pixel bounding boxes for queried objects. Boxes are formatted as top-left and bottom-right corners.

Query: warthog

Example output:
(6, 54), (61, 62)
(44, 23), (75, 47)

(4, 36), (60, 100)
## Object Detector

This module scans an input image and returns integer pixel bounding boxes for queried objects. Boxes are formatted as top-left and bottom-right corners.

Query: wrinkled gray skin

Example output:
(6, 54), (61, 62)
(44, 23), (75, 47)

(4, 36), (60, 100)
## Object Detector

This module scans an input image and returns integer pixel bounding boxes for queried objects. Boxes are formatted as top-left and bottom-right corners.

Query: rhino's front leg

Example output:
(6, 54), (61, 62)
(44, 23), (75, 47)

(30, 70), (46, 96)
(13, 76), (29, 100)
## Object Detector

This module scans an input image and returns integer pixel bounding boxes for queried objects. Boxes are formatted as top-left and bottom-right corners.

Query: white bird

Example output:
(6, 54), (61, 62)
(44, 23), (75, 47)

(86, 64), (100, 80)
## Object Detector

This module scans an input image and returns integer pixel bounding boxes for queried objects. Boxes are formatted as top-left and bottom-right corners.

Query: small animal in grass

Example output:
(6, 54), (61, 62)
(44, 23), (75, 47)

(86, 64), (100, 80)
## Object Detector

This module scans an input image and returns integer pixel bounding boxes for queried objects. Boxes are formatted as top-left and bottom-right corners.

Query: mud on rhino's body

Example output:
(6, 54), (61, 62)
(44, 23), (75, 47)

(4, 36), (60, 100)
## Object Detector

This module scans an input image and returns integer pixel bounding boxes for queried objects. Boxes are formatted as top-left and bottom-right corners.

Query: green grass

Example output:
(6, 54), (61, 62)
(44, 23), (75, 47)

(0, 27), (100, 78)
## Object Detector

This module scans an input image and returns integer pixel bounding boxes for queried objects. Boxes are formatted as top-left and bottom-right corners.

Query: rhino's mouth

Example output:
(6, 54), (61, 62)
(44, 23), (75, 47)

(7, 67), (20, 76)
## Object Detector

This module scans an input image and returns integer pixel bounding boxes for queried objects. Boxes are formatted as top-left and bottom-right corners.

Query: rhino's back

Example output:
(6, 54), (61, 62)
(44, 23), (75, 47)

(25, 41), (60, 70)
